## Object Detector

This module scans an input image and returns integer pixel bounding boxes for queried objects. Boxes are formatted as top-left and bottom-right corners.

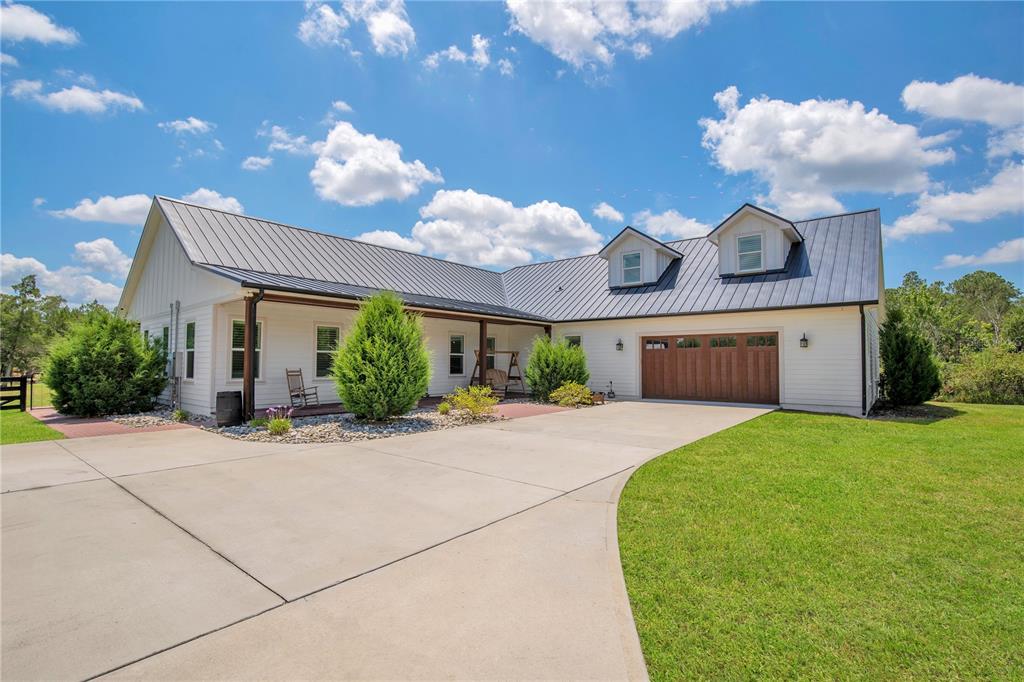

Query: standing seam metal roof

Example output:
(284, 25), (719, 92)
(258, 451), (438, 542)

(154, 197), (881, 323)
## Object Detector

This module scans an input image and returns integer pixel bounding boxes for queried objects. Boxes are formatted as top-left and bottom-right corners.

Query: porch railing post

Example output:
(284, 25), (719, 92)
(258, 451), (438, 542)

(243, 290), (264, 420)
(478, 318), (488, 387)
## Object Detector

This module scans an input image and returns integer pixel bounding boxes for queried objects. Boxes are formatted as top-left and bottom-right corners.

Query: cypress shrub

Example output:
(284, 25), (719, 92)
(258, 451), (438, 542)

(880, 307), (942, 407)
(332, 292), (430, 419)
(47, 309), (167, 416)
(524, 336), (590, 401)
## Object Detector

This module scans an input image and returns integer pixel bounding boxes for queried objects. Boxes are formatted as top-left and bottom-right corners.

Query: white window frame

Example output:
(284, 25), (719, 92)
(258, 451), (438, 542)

(564, 335), (582, 347)
(736, 232), (764, 273)
(314, 323), (341, 380)
(449, 334), (465, 376)
(184, 320), (196, 381)
(622, 251), (642, 286)
(229, 318), (263, 382)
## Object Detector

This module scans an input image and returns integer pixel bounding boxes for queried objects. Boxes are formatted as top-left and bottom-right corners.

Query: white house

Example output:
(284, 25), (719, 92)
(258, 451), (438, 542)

(118, 198), (884, 418)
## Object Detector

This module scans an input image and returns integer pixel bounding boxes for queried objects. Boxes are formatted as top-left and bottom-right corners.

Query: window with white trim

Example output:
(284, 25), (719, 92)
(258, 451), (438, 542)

(449, 334), (464, 375)
(622, 251), (642, 285)
(185, 322), (196, 379)
(315, 326), (340, 378)
(737, 234), (763, 272)
(231, 320), (261, 380)
(565, 335), (582, 347)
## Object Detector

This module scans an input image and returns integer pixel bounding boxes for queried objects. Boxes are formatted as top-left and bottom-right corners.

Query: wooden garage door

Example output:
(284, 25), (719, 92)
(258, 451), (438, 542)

(642, 332), (779, 404)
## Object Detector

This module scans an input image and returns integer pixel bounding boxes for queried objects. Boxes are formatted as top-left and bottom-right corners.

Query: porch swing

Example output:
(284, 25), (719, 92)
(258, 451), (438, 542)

(469, 349), (525, 398)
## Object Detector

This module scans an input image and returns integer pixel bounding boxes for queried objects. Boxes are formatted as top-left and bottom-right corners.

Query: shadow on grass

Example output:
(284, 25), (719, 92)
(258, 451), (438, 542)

(868, 402), (966, 425)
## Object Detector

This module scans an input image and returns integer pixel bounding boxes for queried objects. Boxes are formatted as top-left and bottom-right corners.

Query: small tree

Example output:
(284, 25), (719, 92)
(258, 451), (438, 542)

(332, 292), (430, 420)
(524, 336), (590, 401)
(46, 308), (167, 416)
(879, 307), (941, 407)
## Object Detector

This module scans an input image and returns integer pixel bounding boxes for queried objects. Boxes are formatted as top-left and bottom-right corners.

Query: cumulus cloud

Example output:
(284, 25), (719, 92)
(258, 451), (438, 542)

(180, 188), (245, 213)
(298, 0), (415, 56)
(241, 155), (273, 171)
(632, 209), (708, 239)
(50, 194), (151, 225)
(332, 99), (353, 113)
(353, 229), (424, 253)
(309, 121), (442, 206)
(0, 2), (79, 45)
(407, 189), (604, 267)
(158, 116), (214, 135)
(424, 34), (491, 71)
(885, 163), (1024, 240)
(700, 86), (956, 219)
(297, 1), (350, 46)
(259, 122), (319, 155)
(940, 237), (1024, 269)
(8, 79), (144, 114)
(506, 0), (742, 69)
(0, 52), (18, 67)
(0, 253), (121, 306)
(498, 57), (514, 77)
(32, 197), (45, 207)
(73, 238), (132, 278)
(593, 201), (623, 222)
(423, 44), (467, 70)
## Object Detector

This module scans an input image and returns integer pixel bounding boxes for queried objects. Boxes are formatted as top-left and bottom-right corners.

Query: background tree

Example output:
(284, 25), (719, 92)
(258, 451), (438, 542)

(948, 271), (1021, 345)
(332, 292), (430, 420)
(1004, 304), (1024, 353)
(0, 275), (45, 375)
(879, 307), (942, 407)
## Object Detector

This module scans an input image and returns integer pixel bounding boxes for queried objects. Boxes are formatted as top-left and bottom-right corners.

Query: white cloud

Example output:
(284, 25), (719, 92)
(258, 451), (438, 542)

(50, 194), (151, 225)
(309, 121), (442, 206)
(424, 33), (492, 71)
(353, 229), (424, 253)
(0, 52), (18, 67)
(259, 122), (319, 155)
(180, 188), (245, 213)
(423, 45), (467, 70)
(343, 0), (416, 56)
(506, 0), (742, 69)
(0, 254), (121, 306)
(593, 201), (623, 222)
(498, 57), (514, 77)
(297, 1), (350, 46)
(632, 209), (708, 239)
(158, 116), (214, 135)
(885, 163), (1024, 240)
(0, 2), (79, 45)
(902, 74), (1024, 129)
(987, 128), (1024, 159)
(241, 155), (273, 171)
(940, 237), (1024, 269)
(332, 99), (353, 113)
(32, 197), (45, 207)
(8, 79), (143, 114)
(470, 34), (490, 68)
(408, 188), (604, 267)
(700, 86), (956, 219)
(73, 238), (132, 278)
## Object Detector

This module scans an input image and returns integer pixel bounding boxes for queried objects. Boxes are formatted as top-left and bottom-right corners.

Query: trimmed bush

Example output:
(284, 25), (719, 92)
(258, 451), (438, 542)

(437, 401), (451, 415)
(524, 336), (590, 401)
(172, 408), (189, 422)
(940, 347), (1024, 405)
(333, 292), (430, 420)
(46, 309), (166, 417)
(549, 381), (594, 407)
(446, 385), (499, 418)
(880, 307), (942, 407)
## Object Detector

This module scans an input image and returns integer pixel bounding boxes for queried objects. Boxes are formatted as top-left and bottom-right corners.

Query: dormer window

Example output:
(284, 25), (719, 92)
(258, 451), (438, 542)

(737, 234), (763, 273)
(622, 251), (642, 285)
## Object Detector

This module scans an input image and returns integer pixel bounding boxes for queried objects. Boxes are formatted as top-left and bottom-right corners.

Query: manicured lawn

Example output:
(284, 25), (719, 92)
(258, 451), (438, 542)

(0, 410), (63, 445)
(619, 403), (1024, 680)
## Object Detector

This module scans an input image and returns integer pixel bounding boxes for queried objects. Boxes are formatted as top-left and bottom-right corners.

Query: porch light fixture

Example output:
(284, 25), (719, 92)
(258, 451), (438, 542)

(800, 333), (809, 348)
(616, 338), (624, 351)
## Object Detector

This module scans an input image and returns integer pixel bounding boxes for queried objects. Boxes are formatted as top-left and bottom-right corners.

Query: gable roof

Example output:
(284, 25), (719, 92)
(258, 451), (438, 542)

(706, 203), (804, 244)
(597, 226), (683, 259)
(135, 196), (881, 323)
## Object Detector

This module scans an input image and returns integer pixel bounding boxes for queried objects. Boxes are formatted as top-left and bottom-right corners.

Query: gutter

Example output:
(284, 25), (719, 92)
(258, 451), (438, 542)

(860, 303), (867, 416)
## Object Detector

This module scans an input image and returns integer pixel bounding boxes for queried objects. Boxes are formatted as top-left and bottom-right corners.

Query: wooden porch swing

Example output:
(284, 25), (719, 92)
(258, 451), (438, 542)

(469, 349), (525, 398)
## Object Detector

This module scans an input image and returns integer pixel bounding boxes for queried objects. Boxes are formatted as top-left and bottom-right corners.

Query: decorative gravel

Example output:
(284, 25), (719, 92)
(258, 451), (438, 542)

(108, 408), (208, 428)
(208, 408), (502, 444)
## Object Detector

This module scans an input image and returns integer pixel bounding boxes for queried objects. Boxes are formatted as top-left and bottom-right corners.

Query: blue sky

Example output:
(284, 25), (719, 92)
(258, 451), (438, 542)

(2, 0), (1022, 306)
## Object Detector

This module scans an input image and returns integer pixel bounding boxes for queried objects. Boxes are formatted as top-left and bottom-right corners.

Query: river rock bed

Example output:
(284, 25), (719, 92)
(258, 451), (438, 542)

(108, 408), (208, 428)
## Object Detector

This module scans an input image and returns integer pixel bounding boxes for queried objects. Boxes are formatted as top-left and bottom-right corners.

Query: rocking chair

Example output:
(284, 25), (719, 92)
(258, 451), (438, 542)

(286, 368), (319, 408)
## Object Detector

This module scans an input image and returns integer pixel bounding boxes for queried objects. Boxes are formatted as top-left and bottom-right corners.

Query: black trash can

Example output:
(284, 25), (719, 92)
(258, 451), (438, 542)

(216, 390), (243, 426)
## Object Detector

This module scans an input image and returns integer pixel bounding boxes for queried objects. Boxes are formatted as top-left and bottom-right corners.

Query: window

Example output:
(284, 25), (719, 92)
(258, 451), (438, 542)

(486, 336), (496, 370)
(710, 336), (737, 348)
(185, 322), (196, 379)
(449, 334), (464, 375)
(315, 326), (340, 378)
(565, 335), (582, 347)
(622, 251), (642, 285)
(746, 334), (777, 347)
(645, 339), (669, 350)
(737, 234), (763, 272)
(676, 337), (701, 349)
(230, 320), (261, 380)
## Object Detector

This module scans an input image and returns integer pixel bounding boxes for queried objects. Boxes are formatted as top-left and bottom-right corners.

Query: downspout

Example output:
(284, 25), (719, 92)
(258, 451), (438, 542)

(860, 304), (867, 417)
(172, 300), (180, 410)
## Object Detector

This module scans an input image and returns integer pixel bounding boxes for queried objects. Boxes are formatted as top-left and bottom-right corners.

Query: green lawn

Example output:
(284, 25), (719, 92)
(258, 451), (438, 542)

(0, 379), (61, 445)
(618, 403), (1024, 680)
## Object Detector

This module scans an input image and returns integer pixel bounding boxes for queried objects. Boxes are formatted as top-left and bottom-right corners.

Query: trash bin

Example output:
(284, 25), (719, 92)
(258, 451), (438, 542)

(215, 390), (243, 426)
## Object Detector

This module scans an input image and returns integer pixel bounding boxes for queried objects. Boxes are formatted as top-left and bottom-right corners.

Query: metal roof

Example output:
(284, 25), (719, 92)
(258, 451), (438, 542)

(155, 197), (880, 323)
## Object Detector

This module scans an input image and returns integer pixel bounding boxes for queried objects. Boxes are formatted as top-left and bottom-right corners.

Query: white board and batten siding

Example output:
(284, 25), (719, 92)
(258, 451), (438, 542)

(715, 212), (793, 276)
(553, 305), (869, 416)
(605, 233), (674, 288)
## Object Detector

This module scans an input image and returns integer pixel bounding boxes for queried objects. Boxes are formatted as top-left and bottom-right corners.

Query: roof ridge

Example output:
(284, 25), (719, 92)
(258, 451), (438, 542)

(794, 207), (880, 223)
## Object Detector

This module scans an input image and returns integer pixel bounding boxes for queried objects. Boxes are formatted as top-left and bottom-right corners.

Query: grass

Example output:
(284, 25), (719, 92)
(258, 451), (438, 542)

(618, 403), (1024, 680)
(0, 379), (62, 445)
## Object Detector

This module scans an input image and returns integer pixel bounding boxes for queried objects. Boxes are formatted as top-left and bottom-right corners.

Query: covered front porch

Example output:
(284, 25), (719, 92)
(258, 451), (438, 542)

(215, 290), (550, 419)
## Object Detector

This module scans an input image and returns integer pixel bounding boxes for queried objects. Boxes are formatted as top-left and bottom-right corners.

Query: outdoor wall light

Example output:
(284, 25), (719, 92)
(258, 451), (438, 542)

(616, 338), (624, 351)
(800, 333), (809, 348)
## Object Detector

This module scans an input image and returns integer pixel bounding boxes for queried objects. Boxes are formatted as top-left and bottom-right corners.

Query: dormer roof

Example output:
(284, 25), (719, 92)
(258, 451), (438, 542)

(597, 225), (683, 260)
(706, 203), (804, 244)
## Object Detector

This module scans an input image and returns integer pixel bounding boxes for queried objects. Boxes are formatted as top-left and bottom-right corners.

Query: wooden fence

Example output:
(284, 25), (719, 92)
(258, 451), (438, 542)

(0, 376), (30, 412)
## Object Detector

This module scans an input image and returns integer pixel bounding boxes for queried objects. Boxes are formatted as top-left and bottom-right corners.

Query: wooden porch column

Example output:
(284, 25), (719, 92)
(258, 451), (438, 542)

(242, 291), (263, 420)
(478, 318), (488, 387)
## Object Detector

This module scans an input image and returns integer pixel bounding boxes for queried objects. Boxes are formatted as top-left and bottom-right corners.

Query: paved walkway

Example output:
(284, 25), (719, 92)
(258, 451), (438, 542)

(29, 407), (193, 439)
(1, 401), (771, 680)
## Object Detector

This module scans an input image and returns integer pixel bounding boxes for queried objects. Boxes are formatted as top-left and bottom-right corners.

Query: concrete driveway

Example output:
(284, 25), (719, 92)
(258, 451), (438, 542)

(1, 401), (770, 681)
